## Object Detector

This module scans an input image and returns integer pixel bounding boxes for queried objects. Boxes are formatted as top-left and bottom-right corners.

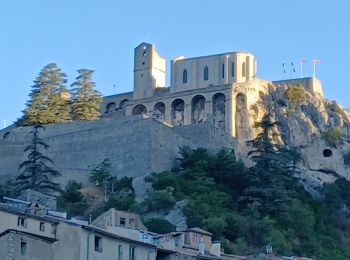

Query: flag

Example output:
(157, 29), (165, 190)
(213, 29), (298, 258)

(291, 62), (296, 73)
(313, 59), (320, 64)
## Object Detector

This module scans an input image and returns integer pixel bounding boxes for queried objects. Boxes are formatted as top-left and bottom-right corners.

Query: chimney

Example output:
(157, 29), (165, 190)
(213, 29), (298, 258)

(210, 241), (221, 257)
(199, 237), (205, 255)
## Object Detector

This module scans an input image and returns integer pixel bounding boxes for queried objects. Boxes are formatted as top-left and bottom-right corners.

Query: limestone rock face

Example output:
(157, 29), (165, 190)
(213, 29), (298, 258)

(243, 84), (350, 194)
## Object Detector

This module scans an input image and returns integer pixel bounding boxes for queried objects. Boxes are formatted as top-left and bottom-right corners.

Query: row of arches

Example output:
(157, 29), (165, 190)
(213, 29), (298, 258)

(131, 93), (227, 127)
(105, 99), (129, 113)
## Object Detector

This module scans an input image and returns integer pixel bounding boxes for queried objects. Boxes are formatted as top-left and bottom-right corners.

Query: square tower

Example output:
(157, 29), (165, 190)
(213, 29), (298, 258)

(133, 43), (166, 100)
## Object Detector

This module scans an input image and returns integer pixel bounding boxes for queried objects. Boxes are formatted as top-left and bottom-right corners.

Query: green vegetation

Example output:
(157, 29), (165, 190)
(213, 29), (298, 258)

(22, 63), (71, 125)
(89, 176), (140, 220)
(89, 158), (111, 187)
(71, 69), (102, 120)
(144, 218), (176, 234)
(57, 181), (87, 217)
(321, 127), (343, 148)
(19, 64), (103, 126)
(14, 125), (61, 194)
(285, 85), (306, 111)
(146, 115), (350, 259)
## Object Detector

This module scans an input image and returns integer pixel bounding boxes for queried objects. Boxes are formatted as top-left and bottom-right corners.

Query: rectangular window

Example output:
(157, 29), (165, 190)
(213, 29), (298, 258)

(118, 245), (123, 260)
(129, 218), (135, 225)
(120, 218), (126, 226)
(21, 240), (27, 255)
(51, 224), (56, 234)
(129, 245), (136, 260)
(94, 236), (103, 253)
(222, 63), (225, 79)
(17, 217), (27, 228)
(39, 222), (45, 232)
(231, 62), (235, 77)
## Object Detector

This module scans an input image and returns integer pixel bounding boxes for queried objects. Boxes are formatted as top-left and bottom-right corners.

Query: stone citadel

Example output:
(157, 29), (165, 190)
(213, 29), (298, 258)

(101, 42), (323, 141)
(0, 42), (349, 197)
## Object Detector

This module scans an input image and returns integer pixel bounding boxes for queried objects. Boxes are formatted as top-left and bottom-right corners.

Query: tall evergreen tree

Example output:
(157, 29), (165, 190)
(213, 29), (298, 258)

(22, 63), (71, 125)
(71, 69), (102, 120)
(243, 114), (300, 214)
(15, 125), (61, 193)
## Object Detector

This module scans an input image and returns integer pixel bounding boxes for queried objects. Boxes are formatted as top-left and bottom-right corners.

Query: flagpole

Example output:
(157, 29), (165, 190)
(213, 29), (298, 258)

(300, 59), (306, 78)
(313, 59), (320, 78)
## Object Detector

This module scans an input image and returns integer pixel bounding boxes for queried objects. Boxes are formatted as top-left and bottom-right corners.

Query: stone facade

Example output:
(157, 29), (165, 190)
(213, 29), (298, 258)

(102, 42), (322, 142)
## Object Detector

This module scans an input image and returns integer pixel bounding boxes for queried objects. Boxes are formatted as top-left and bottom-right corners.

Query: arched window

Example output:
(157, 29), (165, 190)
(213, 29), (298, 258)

(105, 102), (116, 113)
(183, 69), (188, 84)
(191, 95), (206, 124)
(231, 62), (235, 77)
(204, 66), (209, 81)
(132, 104), (147, 115)
(242, 62), (246, 77)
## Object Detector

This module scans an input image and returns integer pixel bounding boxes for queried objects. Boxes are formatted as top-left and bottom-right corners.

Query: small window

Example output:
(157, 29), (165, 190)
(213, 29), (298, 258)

(231, 62), (235, 77)
(94, 236), (103, 253)
(183, 69), (188, 83)
(39, 222), (45, 232)
(21, 240), (27, 255)
(222, 63), (225, 79)
(51, 224), (56, 234)
(204, 66), (209, 81)
(129, 218), (135, 225)
(129, 245), (136, 260)
(118, 245), (123, 260)
(17, 217), (27, 228)
(143, 51), (147, 57)
(120, 218), (126, 227)
(242, 62), (246, 77)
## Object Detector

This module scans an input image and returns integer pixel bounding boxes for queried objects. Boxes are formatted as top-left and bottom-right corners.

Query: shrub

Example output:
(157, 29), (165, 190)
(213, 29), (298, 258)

(57, 181), (87, 217)
(285, 85), (306, 111)
(144, 218), (176, 233)
(321, 127), (343, 148)
(145, 189), (176, 211)
(89, 158), (111, 186)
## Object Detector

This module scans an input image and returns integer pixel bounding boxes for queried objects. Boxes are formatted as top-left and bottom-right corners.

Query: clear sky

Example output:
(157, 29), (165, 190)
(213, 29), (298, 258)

(0, 0), (349, 127)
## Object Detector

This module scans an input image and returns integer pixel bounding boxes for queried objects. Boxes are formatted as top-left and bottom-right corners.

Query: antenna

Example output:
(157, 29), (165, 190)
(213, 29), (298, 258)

(282, 61), (286, 79)
(113, 84), (116, 95)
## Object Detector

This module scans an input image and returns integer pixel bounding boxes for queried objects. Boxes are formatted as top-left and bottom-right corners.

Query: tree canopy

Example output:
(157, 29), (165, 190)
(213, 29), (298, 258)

(22, 63), (71, 125)
(71, 69), (102, 120)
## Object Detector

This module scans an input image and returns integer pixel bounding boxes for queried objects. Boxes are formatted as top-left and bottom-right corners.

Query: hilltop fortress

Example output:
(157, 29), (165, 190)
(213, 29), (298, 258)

(0, 43), (349, 197)
(101, 42), (323, 140)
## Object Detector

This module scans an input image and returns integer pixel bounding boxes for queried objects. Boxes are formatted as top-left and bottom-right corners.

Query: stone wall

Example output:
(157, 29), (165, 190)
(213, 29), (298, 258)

(0, 116), (234, 187)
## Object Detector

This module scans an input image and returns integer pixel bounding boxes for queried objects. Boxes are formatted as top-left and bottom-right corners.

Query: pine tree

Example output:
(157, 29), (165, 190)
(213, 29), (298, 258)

(71, 69), (102, 120)
(243, 114), (300, 214)
(15, 125), (61, 193)
(22, 63), (71, 125)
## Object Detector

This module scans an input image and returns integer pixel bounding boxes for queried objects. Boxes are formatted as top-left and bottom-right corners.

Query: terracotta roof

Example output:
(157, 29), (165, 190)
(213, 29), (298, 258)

(184, 227), (213, 236)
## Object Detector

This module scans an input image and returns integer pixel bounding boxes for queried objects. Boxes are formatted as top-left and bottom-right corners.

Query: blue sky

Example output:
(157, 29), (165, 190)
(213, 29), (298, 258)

(0, 0), (349, 127)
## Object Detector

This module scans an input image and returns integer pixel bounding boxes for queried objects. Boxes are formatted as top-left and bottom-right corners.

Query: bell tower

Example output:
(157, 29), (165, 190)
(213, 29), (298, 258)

(133, 43), (166, 100)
